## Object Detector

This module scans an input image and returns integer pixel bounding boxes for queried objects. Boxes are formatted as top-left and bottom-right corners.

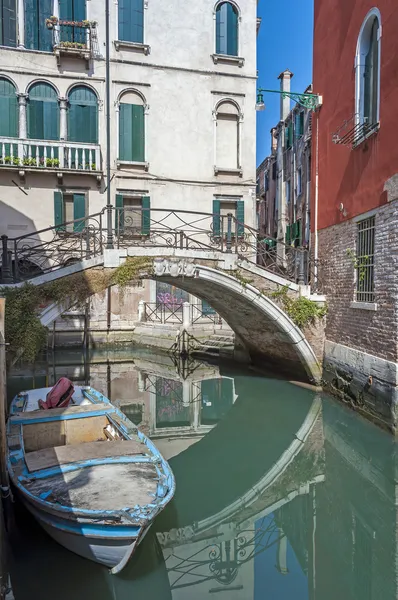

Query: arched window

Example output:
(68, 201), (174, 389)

(215, 101), (240, 169)
(118, 0), (144, 43)
(356, 9), (381, 127)
(216, 2), (238, 56)
(68, 86), (98, 144)
(0, 78), (18, 137)
(118, 91), (145, 162)
(28, 82), (59, 140)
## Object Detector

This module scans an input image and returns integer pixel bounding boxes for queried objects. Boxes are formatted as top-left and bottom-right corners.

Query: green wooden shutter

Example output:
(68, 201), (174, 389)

(132, 104), (145, 162)
(141, 195), (150, 235)
(28, 100), (44, 139)
(73, 193), (86, 232)
(68, 86), (98, 144)
(25, 0), (38, 49)
(38, 0), (52, 51)
(118, 0), (129, 40)
(43, 100), (59, 141)
(213, 199), (221, 237)
(216, 4), (225, 54)
(285, 224), (291, 244)
(131, 0), (144, 43)
(118, 103), (132, 160)
(115, 194), (124, 232)
(54, 191), (64, 230)
(0, 79), (18, 137)
(2, 0), (17, 47)
(236, 199), (244, 237)
(226, 3), (238, 56)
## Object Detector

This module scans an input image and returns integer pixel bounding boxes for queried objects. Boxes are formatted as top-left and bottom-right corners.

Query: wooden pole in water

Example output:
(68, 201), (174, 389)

(0, 298), (8, 493)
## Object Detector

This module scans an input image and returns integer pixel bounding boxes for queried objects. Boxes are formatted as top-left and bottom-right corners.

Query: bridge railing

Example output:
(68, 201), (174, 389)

(0, 207), (322, 290)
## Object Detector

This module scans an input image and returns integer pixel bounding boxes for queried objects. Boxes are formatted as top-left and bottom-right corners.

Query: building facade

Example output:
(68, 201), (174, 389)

(256, 72), (312, 265)
(0, 0), (258, 342)
(313, 0), (398, 431)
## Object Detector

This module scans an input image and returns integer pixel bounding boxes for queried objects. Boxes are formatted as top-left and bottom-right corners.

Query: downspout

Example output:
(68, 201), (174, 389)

(314, 110), (319, 287)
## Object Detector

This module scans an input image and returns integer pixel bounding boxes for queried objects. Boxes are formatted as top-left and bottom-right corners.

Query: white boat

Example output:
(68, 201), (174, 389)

(6, 385), (176, 574)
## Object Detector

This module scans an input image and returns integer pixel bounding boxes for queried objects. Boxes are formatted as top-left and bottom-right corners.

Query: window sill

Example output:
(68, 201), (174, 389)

(214, 166), (243, 177)
(211, 53), (244, 67)
(114, 40), (150, 55)
(352, 122), (380, 148)
(350, 301), (378, 311)
(116, 160), (149, 172)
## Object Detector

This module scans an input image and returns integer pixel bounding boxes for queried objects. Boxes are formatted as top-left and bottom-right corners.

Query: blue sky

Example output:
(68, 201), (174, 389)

(256, 0), (314, 165)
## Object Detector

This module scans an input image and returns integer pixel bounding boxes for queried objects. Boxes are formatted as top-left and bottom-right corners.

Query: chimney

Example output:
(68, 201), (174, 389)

(278, 70), (293, 121)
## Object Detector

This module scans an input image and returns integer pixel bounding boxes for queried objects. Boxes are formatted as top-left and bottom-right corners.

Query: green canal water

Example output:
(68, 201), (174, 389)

(5, 348), (398, 600)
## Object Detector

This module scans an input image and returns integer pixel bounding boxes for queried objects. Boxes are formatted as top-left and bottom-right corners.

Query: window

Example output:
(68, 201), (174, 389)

(25, 0), (52, 51)
(297, 168), (302, 196)
(118, 91), (145, 162)
(355, 10), (381, 128)
(0, 78), (18, 137)
(286, 180), (291, 204)
(28, 83), (59, 140)
(115, 194), (150, 235)
(118, 0), (144, 43)
(264, 172), (269, 192)
(215, 100), (240, 170)
(295, 111), (304, 139)
(59, 0), (86, 41)
(156, 282), (189, 311)
(356, 216), (375, 303)
(213, 198), (244, 238)
(216, 2), (238, 56)
(285, 122), (293, 149)
(68, 86), (98, 144)
(0, 0), (17, 47)
(54, 191), (87, 232)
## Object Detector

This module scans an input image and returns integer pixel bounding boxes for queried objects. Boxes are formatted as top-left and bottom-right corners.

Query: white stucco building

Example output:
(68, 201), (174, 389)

(0, 0), (258, 341)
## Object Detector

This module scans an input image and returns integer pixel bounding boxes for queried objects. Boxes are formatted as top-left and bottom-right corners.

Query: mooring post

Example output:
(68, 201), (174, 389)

(0, 237), (11, 284)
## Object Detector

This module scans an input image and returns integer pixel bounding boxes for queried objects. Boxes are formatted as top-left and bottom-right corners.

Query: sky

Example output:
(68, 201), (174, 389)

(256, 0), (314, 166)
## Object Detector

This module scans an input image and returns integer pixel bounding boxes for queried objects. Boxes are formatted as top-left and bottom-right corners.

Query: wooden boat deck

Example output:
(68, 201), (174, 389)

(25, 440), (148, 473)
(25, 462), (158, 511)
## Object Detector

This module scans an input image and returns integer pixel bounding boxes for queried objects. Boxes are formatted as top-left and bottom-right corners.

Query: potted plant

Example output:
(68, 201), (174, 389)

(46, 16), (58, 29)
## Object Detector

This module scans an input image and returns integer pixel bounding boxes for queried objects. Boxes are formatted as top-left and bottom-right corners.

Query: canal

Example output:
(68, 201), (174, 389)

(5, 348), (398, 599)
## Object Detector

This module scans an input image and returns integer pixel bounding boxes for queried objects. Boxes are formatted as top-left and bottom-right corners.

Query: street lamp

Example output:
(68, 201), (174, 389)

(256, 88), (322, 112)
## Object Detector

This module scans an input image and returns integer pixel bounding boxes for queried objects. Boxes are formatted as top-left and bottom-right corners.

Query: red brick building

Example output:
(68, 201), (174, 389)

(312, 0), (398, 431)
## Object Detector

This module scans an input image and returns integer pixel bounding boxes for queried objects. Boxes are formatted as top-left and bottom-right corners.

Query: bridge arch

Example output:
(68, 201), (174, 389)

(36, 253), (322, 383)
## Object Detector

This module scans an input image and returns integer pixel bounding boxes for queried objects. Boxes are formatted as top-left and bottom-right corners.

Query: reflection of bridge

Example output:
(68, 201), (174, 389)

(156, 392), (324, 598)
(1, 208), (325, 382)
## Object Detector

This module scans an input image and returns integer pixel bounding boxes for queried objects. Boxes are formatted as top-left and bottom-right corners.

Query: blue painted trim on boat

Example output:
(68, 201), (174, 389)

(21, 455), (154, 480)
(29, 504), (142, 538)
(10, 408), (114, 425)
(7, 385), (176, 526)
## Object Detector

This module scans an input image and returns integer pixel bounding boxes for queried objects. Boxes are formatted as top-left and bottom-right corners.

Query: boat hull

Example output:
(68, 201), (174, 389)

(22, 495), (148, 569)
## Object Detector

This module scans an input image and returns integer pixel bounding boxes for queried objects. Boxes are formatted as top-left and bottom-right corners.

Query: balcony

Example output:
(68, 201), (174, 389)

(46, 18), (98, 66)
(0, 138), (102, 182)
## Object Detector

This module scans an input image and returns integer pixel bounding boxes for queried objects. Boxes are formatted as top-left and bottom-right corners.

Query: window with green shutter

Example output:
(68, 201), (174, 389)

(119, 102), (145, 162)
(285, 123), (293, 149)
(216, 2), (238, 56)
(0, 78), (18, 138)
(212, 199), (221, 237)
(0, 0), (17, 47)
(115, 194), (150, 235)
(236, 199), (244, 238)
(59, 0), (86, 41)
(68, 86), (98, 144)
(28, 83), (59, 141)
(118, 0), (144, 43)
(25, 0), (52, 51)
(54, 191), (87, 232)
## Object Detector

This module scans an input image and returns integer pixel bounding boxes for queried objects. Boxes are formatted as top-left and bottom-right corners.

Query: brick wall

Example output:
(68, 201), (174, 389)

(318, 200), (398, 363)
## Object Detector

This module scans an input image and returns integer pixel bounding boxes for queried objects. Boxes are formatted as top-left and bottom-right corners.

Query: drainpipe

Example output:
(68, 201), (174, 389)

(314, 111), (319, 287)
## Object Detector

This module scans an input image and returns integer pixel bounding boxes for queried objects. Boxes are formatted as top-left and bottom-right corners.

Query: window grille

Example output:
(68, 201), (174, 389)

(356, 216), (375, 302)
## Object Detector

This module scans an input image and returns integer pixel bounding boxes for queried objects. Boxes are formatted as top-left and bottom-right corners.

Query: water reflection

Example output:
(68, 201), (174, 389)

(6, 349), (398, 599)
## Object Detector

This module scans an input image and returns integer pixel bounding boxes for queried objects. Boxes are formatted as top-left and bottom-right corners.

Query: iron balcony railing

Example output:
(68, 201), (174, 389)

(0, 207), (321, 291)
(0, 138), (101, 172)
(47, 18), (97, 55)
(332, 114), (379, 148)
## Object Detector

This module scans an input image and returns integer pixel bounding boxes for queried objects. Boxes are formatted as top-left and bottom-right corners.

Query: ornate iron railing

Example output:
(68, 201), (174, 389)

(0, 207), (321, 290)
(332, 113), (379, 148)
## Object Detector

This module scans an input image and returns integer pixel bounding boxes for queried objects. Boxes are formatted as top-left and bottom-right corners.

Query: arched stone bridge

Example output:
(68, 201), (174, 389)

(21, 246), (324, 383)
